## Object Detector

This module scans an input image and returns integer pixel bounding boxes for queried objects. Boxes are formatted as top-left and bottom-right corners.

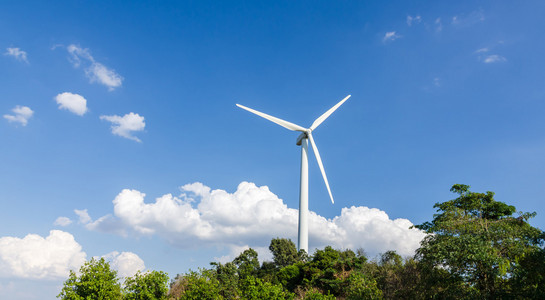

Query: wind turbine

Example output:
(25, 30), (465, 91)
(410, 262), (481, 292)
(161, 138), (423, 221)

(236, 95), (350, 253)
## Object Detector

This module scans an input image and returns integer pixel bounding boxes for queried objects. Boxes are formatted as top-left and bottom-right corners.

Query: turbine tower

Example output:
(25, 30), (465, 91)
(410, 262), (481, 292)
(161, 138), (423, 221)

(236, 95), (350, 253)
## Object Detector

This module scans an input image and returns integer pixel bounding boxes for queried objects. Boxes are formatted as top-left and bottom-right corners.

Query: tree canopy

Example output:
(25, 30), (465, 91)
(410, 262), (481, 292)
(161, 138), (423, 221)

(415, 184), (545, 298)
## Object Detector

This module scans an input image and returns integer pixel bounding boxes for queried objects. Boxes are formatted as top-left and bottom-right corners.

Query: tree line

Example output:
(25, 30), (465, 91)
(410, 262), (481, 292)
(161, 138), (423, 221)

(58, 184), (545, 299)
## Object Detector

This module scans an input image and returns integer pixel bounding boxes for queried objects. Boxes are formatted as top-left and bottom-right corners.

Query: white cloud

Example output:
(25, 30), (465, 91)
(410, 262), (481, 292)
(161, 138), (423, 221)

(433, 77), (440, 87)
(102, 251), (145, 278)
(435, 18), (442, 32)
(66, 44), (123, 91)
(5, 47), (28, 63)
(86, 63), (123, 90)
(406, 15), (421, 26)
(3, 105), (33, 126)
(54, 217), (72, 227)
(0, 230), (86, 279)
(80, 182), (426, 257)
(100, 113), (145, 142)
(383, 31), (400, 43)
(475, 48), (489, 53)
(214, 245), (272, 264)
(74, 209), (92, 224)
(451, 11), (485, 26)
(483, 55), (506, 64)
(55, 92), (88, 116)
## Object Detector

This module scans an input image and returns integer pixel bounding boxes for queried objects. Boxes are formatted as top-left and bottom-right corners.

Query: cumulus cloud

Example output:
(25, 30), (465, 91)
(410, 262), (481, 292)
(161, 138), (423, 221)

(55, 92), (88, 116)
(100, 112), (145, 142)
(102, 251), (145, 278)
(4, 47), (28, 63)
(383, 31), (401, 42)
(483, 55), (506, 64)
(79, 182), (426, 257)
(54, 217), (72, 227)
(66, 44), (123, 91)
(406, 15), (421, 26)
(0, 230), (86, 279)
(3, 105), (33, 126)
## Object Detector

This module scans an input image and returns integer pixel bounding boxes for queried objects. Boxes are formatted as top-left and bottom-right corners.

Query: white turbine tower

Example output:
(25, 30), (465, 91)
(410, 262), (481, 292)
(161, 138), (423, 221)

(236, 95), (350, 253)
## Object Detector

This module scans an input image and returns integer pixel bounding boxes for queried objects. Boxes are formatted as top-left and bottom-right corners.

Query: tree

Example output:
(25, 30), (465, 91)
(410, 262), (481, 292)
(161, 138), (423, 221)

(344, 272), (382, 300)
(269, 238), (300, 268)
(414, 184), (545, 298)
(57, 257), (123, 300)
(170, 270), (224, 300)
(239, 275), (295, 299)
(233, 248), (260, 279)
(124, 270), (169, 300)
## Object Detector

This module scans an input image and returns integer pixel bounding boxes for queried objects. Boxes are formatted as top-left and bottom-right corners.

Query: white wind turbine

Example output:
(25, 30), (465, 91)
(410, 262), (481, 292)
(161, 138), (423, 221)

(236, 95), (350, 253)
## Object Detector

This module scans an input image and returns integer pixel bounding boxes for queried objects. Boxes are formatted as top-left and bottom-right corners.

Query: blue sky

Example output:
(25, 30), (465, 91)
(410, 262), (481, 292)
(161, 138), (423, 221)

(1, 1), (545, 298)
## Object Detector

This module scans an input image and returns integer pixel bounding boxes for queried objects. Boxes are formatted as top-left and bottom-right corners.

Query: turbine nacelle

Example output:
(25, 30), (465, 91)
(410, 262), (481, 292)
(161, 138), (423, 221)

(296, 131), (309, 146)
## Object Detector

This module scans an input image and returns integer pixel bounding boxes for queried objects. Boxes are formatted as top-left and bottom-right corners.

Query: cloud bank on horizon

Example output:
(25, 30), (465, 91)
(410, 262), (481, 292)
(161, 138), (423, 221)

(65, 181), (426, 258)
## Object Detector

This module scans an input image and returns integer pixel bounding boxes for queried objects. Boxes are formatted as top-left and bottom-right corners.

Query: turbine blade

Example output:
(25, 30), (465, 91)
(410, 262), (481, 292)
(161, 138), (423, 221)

(307, 132), (334, 204)
(310, 95), (351, 131)
(236, 104), (307, 132)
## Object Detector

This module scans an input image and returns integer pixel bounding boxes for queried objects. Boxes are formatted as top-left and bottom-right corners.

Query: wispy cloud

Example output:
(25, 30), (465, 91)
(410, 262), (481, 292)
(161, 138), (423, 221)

(383, 31), (401, 43)
(433, 77), (440, 87)
(53, 217), (72, 227)
(75, 182), (426, 257)
(66, 44), (123, 91)
(435, 18), (443, 32)
(475, 47), (489, 53)
(100, 112), (145, 142)
(3, 105), (33, 126)
(452, 10), (485, 26)
(55, 92), (88, 116)
(4, 47), (28, 63)
(406, 15), (421, 26)
(483, 55), (506, 64)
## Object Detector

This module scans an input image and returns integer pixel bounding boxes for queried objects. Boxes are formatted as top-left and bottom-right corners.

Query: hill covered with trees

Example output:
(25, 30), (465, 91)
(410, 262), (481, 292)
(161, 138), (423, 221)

(58, 185), (545, 299)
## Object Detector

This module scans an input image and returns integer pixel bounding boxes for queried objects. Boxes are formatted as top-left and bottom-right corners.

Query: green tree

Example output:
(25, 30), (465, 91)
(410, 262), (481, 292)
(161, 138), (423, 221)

(414, 184), (545, 299)
(233, 248), (260, 279)
(57, 257), (123, 300)
(239, 275), (295, 299)
(171, 270), (224, 300)
(210, 261), (239, 299)
(124, 270), (169, 300)
(344, 272), (382, 300)
(269, 238), (299, 268)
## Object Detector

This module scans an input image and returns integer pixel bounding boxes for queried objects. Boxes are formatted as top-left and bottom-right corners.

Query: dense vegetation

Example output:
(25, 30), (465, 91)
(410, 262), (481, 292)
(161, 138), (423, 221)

(58, 185), (545, 299)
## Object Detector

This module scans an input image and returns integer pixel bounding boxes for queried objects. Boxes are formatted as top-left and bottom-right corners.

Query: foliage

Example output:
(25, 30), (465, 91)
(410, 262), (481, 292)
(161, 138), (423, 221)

(124, 270), (169, 300)
(239, 275), (295, 299)
(415, 184), (545, 298)
(269, 238), (300, 268)
(172, 270), (224, 300)
(344, 272), (382, 300)
(233, 248), (260, 279)
(57, 257), (123, 300)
